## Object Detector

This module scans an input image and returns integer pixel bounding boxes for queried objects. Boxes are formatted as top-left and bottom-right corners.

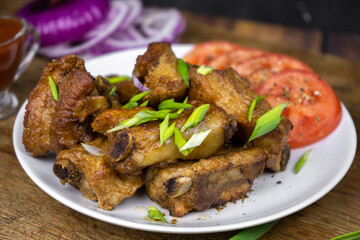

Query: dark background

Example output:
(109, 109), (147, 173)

(144, 0), (360, 60)
(143, 0), (360, 33)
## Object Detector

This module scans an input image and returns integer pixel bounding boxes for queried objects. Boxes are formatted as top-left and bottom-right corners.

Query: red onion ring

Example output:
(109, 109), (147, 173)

(93, 8), (186, 54)
(120, 0), (143, 31)
(17, 0), (110, 47)
(84, 0), (142, 41)
(39, 0), (131, 58)
(132, 75), (150, 92)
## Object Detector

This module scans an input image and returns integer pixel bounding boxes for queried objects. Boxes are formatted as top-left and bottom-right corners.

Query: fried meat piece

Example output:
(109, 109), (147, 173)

(23, 55), (109, 156)
(91, 107), (153, 134)
(23, 55), (85, 156)
(49, 69), (102, 153)
(133, 42), (187, 107)
(115, 80), (142, 104)
(107, 102), (237, 175)
(188, 67), (292, 172)
(53, 138), (143, 210)
(145, 148), (266, 217)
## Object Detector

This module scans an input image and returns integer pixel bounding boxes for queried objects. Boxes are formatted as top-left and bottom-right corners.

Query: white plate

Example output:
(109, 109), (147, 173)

(13, 44), (357, 234)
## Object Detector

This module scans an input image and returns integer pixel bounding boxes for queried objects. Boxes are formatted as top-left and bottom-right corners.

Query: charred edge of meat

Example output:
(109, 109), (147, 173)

(165, 177), (193, 198)
(109, 132), (133, 162)
(94, 75), (113, 97)
(280, 144), (291, 171)
(53, 159), (80, 184)
(224, 118), (237, 142)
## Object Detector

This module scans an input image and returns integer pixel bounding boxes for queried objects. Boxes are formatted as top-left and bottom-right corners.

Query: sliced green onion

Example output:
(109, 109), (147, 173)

(147, 206), (167, 223)
(158, 98), (193, 111)
(129, 91), (151, 102)
(48, 76), (58, 101)
(177, 97), (188, 114)
(295, 149), (312, 174)
(109, 86), (117, 96)
(160, 120), (176, 146)
(164, 122), (176, 143)
(248, 103), (289, 143)
(248, 95), (267, 122)
(331, 230), (360, 240)
(177, 59), (189, 87)
(159, 114), (170, 145)
(106, 117), (141, 133)
(106, 110), (180, 133)
(196, 65), (213, 75)
(180, 129), (211, 151)
(229, 220), (279, 240)
(181, 104), (210, 132)
(139, 100), (149, 107)
(107, 75), (130, 84)
(121, 91), (150, 109)
(136, 109), (179, 120)
(174, 127), (192, 156)
(122, 101), (138, 109)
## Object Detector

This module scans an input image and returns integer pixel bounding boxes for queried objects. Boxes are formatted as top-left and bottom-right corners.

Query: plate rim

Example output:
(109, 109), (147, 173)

(13, 45), (358, 234)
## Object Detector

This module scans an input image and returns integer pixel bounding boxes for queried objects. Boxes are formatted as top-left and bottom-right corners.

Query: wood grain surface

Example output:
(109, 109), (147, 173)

(0, 2), (359, 240)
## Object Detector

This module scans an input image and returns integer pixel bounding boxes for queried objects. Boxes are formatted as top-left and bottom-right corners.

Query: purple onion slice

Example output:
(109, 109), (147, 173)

(132, 75), (150, 92)
(39, 0), (132, 58)
(17, 0), (110, 47)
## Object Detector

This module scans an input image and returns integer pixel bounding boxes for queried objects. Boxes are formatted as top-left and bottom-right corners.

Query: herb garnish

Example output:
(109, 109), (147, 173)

(158, 98), (193, 111)
(330, 230), (360, 240)
(159, 114), (176, 145)
(174, 128), (193, 156)
(177, 97), (189, 114)
(147, 206), (167, 223)
(181, 104), (210, 132)
(196, 65), (213, 75)
(248, 103), (289, 142)
(180, 129), (211, 151)
(129, 91), (151, 102)
(106, 109), (179, 133)
(229, 220), (279, 240)
(122, 91), (151, 109)
(122, 101), (138, 109)
(248, 95), (267, 122)
(174, 128), (211, 156)
(48, 76), (58, 101)
(295, 149), (312, 174)
(177, 59), (189, 87)
(109, 86), (117, 96)
(139, 100), (149, 107)
(107, 75), (130, 84)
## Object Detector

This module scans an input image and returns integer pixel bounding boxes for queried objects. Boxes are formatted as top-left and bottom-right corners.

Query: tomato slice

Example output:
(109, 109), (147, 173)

(183, 41), (242, 66)
(233, 54), (314, 89)
(256, 70), (342, 149)
(208, 48), (267, 70)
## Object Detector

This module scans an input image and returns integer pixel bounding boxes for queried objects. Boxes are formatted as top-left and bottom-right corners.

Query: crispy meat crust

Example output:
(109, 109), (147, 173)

(107, 101), (237, 175)
(91, 107), (153, 134)
(53, 138), (143, 210)
(23, 55), (86, 156)
(23, 55), (110, 156)
(49, 69), (99, 153)
(145, 148), (266, 217)
(188, 67), (292, 171)
(115, 81), (142, 104)
(133, 42), (187, 107)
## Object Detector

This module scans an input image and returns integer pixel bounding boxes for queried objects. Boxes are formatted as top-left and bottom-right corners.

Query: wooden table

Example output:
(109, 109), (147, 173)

(1, 2), (359, 240)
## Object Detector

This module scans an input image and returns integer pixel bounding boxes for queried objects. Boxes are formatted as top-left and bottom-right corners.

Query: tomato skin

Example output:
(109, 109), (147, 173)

(209, 48), (266, 70)
(233, 54), (314, 88)
(183, 41), (242, 66)
(256, 70), (342, 149)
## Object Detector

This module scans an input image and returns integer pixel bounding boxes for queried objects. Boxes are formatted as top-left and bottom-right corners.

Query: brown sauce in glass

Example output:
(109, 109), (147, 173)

(0, 18), (26, 91)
